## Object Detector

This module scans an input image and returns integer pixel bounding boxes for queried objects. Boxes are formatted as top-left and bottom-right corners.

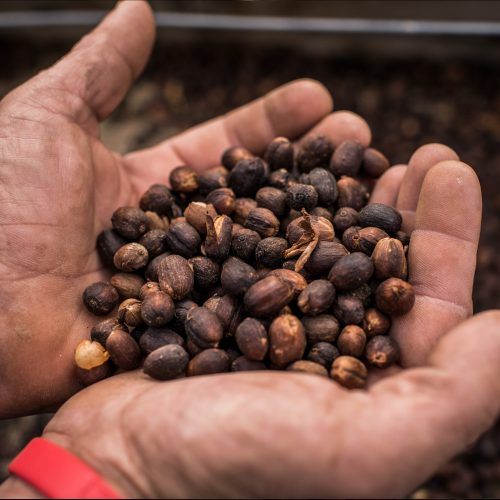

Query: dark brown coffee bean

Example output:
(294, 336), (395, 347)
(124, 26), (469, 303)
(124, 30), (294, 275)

(302, 314), (340, 343)
(113, 243), (149, 272)
(256, 187), (288, 218)
(305, 241), (349, 276)
(165, 220), (201, 258)
(90, 318), (122, 346)
(265, 137), (294, 171)
(140, 291), (175, 327)
(358, 204), (402, 233)
(138, 229), (168, 258)
(97, 229), (127, 268)
(221, 257), (258, 296)
(330, 140), (364, 176)
(395, 230), (410, 247)
(169, 299), (198, 334)
(337, 177), (369, 211)
(198, 166), (229, 194)
(269, 314), (306, 368)
(144, 344), (189, 380)
(245, 207), (280, 237)
(270, 269), (308, 295)
(286, 183), (318, 211)
(140, 184), (173, 215)
(106, 329), (141, 370)
(169, 166), (199, 193)
(111, 207), (149, 241)
(333, 295), (365, 325)
(268, 168), (295, 190)
(189, 256), (220, 289)
(362, 148), (390, 178)
(204, 214), (233, 262)
(184, 202), (218, 236)
(333, 207), (359, 234)
(118, 298), (143, 327)
(255, 237), (289, 268)
(145, 211), (170, 231)
(206, 188), (236, 215)
(158, 254), (194, 300)
(139, 327), (184, 355)
(365, 335), (400, 368)
(235, 318), (269, 361)
(144, 252), (169, 282)
(311, 206), (334, 223)
(375, 278), (415, 316)
(372, 237), (408, 280)
(203, 293), (243, 334)
(185, 306), (223, 348)
(328, 253), (374, 290)
(229, 158), (266, 197)
(231, 227), (261, 262)
(110, 273), (145, 299)
(83, 282), (119, 316)
(233, 198), (257, 225)
(344, 283), (373, 308)
(362, 308), (391, 338)
(187, 349), (230, 376)
(337, 325), (366, 357)
(356, 227), (389, 255)
(297, 280), (336, 316)
(342, 226), (362, 252)
(297, 135), (333, 173)
(221, 145), (253, 170)
(244, 275), (295, 318)
(301, 168), (338, 206)
(307, 342), (340, 369)
(331, 356), (368, 389)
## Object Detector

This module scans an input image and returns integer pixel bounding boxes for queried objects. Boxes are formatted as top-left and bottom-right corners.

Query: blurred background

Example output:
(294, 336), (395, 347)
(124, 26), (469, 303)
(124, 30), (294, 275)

(1, 1), (500, 497)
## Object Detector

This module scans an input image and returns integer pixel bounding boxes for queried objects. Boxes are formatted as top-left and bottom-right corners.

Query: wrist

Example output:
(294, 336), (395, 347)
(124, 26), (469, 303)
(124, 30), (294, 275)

(41, 431), (144, 498)
(0, 477), (45, 499)
(6, 434), (141, 499)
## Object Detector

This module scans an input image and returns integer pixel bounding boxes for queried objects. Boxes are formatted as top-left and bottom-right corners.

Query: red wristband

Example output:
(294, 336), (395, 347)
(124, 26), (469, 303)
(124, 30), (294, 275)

(8, 438), (122, 499)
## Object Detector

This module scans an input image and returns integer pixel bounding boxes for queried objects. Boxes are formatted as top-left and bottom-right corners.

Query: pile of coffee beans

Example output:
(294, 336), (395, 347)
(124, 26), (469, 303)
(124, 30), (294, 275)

(74, 136), (415, 389)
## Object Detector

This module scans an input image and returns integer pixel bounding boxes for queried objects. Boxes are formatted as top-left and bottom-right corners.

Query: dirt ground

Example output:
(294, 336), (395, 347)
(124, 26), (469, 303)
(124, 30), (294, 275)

(1, 36), (499, 497)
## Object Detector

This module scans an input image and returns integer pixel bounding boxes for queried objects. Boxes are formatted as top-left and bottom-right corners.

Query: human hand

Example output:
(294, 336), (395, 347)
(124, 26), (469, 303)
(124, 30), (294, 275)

(0, 2), (335, 417)
(0, 0), (492, 496)
(4, 143), (490, 499)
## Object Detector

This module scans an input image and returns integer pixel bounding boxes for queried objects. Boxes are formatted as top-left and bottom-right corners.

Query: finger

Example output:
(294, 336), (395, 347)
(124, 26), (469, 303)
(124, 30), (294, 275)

(20, 2), (155, 130)
(370, 165), (407, 207)
(392, 160), (481, 366)
(296, 110), (372, 148)
(360, 311), (500, 498)
(125, 79), (333, 184)
(396, 144), (459, 233)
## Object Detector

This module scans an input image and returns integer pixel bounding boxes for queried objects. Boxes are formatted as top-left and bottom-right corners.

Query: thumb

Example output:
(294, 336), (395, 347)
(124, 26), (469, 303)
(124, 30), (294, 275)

(362, 310), (500, 497)
(8, 1), (155, 131)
